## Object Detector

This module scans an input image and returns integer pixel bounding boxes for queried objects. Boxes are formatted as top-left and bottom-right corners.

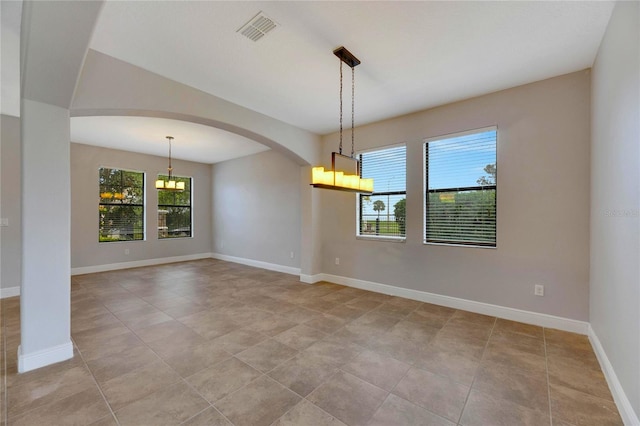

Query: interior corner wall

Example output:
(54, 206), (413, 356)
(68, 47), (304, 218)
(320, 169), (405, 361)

(320, 70), (591, 321)
(590, 0), (640, 418)
(70, 143), (212, 269)
(1, 114), (21, 291)
(211, 149), (301, 271)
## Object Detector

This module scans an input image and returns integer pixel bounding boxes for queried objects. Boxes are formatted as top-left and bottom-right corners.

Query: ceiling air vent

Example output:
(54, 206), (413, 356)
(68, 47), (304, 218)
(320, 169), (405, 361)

(237, 11), (278, 42)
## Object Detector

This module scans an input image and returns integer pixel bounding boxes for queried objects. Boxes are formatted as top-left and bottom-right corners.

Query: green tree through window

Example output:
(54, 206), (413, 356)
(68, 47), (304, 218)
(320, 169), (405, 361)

(425, 128), (497, 246)
(99, 168), (144, 242)
(157, 175), (192, 239)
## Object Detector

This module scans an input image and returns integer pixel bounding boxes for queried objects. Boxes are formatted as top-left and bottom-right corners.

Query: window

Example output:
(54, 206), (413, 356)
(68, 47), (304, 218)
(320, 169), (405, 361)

(358, 145), (407, 239)
(157, 175), (192, 239)
(424, 127), (497, 247)
(99, 168), (144, 242)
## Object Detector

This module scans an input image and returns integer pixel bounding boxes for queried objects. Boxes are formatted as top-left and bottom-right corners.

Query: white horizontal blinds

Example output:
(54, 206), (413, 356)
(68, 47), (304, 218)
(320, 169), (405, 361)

(98, 168), (145, 242)
(358, 145), (407, 238)
(425, 129), (497, 246)
(157, 175), (192, 239)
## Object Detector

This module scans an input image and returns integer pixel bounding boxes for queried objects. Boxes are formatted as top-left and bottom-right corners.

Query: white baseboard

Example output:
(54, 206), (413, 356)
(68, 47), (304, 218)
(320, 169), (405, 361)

(299, 274), (320, 284)
(18, 341), (73, 373)
(71, 253), (213, 276)
(315, 273), (589, 334)
(0, 286), (20, 299)
(211, 253), (301, 276)
(588, 325), (640, 426)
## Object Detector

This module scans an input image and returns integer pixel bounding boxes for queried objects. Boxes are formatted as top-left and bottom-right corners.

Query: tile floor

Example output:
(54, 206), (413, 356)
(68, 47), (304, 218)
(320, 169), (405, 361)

(0, 259), (623, 425)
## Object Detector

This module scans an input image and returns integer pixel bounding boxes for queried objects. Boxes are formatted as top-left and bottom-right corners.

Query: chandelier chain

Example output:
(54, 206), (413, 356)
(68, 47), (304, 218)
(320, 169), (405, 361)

(339, 60), (343, 155)
(351, 66), (355, 158)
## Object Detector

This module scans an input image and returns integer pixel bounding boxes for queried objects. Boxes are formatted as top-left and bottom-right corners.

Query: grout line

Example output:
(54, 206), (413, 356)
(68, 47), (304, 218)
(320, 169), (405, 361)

(73, 338), (121, 426)
(456, 315), (497, 425)
(543, 328), (553, 426)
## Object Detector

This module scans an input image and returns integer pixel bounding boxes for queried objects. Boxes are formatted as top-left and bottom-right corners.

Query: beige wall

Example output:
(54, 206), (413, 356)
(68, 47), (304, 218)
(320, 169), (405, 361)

(590, 0), (640, 419)
(0, 114), (21, 290)
(212, 150), (301, 270)
(70, 143), (212, 269)
(319, 70), (591, 320)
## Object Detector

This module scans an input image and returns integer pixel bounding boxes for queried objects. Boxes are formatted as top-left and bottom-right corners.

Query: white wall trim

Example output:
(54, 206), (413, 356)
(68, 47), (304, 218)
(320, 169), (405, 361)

(0, 286), (20, 299)
(588, 325), (640, 426)
(300, 274), (321, 284)
(18, 341), (73, 373)
(211, 253), (301, 276)
(315, 273), (589, 334)
(71, 253), (213, 276)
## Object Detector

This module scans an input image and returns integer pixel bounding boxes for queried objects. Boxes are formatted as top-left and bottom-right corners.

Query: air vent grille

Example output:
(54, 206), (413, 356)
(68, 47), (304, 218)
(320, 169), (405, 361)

(237, 12), (277, 42)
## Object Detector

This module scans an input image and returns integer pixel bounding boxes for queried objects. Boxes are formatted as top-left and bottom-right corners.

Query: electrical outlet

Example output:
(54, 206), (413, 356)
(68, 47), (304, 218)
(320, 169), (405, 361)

(335, 257), (340, 265)
(290, 251), (294, 259)
(0, 218), (8, 227)
(124, 248), (130, 255)
(534, 284), (544, 296)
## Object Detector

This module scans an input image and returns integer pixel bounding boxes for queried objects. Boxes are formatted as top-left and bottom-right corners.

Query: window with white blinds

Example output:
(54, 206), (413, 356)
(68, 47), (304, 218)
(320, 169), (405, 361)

(98, 168), (145, 242)
(424, 127), (497, 246)
(358, 144), (407, 239)
(157, 175), (192, 239)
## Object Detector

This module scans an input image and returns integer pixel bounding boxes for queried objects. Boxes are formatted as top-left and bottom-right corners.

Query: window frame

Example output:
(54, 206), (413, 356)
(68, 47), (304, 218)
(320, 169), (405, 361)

(98, 167), (146, 243)
(356, 143), (407, 242)
(423, 126), (497, 248)
(157, 174), (193, 240)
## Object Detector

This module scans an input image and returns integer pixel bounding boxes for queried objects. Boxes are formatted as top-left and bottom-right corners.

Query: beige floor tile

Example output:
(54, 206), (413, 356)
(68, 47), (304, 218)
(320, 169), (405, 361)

(160, 338), (231, 377)
(212, 328), (269, 354)
(341, 350), (410, 391)
(100, 360), (182, 410)
(87, 344), (161, 384)
(247, 314), (298, 336)
(181, 407), (232, 426)
(236, 339), (298, 372)
(88, 413), (120, 426)
(10, 387), (111, 426)
(350, 311), (401, 332)
(482, 340), (547, 374)
(2, 261), (624, 426)
(114, 381), (208, 426)
(459, 390), (551, 426)
(274, 324), (327, 350)
(304, 314), (347, 334)
(214, 375), (300, 426)
(472, 363), (550, 413)
(393, 367), (469, 422)
(326, 304), (368, 321)
(368, 394), (455, 426)
(493, 318), (544, 339)
(550, 383), (623, 426)
(268, 352), (339, 397)
(547, 354), (613, 400)
(272, 400), (347, 426)
(308, 371), (388, 426)
(186, 357), (262, 402)
(8, 365), (97, 417)
(302, 337), (364, 367)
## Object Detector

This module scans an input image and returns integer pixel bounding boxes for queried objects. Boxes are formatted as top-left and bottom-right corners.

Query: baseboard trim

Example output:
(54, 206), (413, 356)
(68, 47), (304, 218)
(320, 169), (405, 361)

(299, 274), (321, 284)
(588, 325), (640, 425)
(210, 253), (301, 276)
(0, 286), (20, 299)
(71, 253), (213, 276)
(317, 273), (589, 334)
(18, 341), (73, 373)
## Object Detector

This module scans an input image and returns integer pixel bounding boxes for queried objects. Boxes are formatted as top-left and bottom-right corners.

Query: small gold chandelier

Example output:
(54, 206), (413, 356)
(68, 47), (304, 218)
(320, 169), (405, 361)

(311, 46), (373, 194)
(155, 136), (185, 191)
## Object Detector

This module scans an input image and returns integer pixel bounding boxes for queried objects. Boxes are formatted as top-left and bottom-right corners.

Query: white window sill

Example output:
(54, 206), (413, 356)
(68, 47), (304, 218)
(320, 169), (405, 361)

(356, 235), (406, 243)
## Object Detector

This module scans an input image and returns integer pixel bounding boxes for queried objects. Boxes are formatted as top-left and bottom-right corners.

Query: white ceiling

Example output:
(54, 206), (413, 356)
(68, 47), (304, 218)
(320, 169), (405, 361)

(70, 116), (269, 164)
(4, 1), (615, 163)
